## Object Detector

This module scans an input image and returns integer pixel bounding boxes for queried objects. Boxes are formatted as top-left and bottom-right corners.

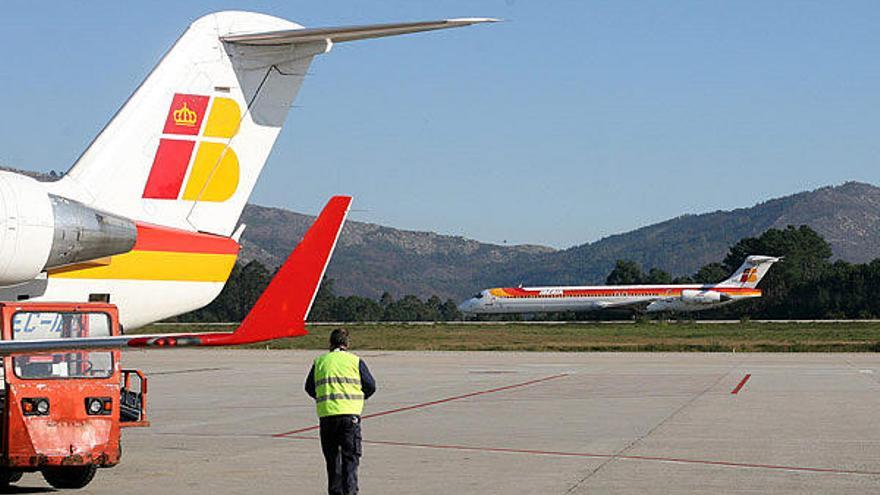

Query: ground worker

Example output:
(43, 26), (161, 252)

(305, 328), (377, 495)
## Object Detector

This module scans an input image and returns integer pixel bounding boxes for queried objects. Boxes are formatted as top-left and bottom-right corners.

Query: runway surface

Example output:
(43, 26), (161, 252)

(9, 350), (880, 494)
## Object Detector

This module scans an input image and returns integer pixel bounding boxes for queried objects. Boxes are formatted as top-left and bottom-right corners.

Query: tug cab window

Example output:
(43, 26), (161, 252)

(12, 312), (113, 379)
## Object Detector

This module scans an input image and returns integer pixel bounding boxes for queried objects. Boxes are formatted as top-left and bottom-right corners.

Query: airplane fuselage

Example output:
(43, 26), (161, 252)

(0, 215), (238, 330)
(459, 284), (762, 314)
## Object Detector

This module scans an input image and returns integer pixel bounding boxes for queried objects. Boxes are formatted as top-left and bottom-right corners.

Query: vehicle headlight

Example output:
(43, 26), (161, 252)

(85, 397), (112, 415)
(21, 398), (50, 416)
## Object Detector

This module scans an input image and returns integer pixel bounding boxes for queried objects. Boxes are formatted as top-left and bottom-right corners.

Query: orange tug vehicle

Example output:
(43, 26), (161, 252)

(0, 302), (147, 489)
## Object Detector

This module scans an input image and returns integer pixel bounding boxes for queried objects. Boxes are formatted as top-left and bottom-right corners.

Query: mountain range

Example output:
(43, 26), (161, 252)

(240, 181), (880, 300)
(5, 166), (879, 301)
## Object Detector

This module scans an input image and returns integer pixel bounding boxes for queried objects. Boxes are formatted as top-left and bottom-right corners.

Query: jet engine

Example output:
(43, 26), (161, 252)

(680, 289), (732, 305)
(0, 172), (136, 286)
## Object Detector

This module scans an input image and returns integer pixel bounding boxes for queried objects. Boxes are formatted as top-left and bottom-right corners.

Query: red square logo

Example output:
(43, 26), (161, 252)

(163, 94), (209, 136)
(142, 139), (195, 199)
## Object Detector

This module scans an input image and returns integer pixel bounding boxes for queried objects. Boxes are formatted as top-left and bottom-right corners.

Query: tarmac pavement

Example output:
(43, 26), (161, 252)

(7, 350), (879, 494)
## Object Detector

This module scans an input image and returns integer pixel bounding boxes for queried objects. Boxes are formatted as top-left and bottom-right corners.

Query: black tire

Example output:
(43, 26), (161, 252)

(41, 465), (97, 489)
(0, 469), (22, 486)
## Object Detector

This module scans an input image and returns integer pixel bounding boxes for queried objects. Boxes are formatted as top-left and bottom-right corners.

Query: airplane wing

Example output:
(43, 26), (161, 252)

(0, 196), (352, 355)
(220, 18), (499, 45)
(595, 297), (659, 313)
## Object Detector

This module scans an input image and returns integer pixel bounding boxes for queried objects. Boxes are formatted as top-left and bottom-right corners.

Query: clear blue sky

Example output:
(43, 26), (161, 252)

(2, 1), (879, 248)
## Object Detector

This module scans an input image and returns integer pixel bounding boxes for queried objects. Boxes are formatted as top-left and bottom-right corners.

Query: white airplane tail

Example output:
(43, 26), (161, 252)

(717, 255), (781, 288)
(48, 12), (496, 236)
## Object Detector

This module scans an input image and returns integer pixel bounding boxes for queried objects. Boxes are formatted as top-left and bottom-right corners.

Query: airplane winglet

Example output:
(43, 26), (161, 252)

(200, 195), (352, 345)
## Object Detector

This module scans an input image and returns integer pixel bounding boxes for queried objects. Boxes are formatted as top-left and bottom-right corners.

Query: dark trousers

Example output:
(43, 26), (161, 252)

(319, 415), (362, 495)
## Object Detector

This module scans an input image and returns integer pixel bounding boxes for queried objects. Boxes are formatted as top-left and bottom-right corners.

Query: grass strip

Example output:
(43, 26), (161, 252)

(133, 322), (880, 352)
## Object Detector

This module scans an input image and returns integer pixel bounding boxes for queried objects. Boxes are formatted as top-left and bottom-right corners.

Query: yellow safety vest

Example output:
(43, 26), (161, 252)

(313, 350), (364, 417)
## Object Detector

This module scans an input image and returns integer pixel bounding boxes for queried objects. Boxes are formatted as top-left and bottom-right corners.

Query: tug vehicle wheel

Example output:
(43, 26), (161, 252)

(41, 465), (97, 489)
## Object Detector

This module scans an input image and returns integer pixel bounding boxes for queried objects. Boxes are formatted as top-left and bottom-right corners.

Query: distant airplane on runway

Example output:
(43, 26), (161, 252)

(459, 255), (780, 315)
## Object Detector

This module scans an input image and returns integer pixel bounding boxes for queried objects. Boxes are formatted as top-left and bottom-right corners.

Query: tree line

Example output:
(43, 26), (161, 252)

(176, 224), (880, 322)
(605, 224), (880, 319)
(175, 262), (462, 323)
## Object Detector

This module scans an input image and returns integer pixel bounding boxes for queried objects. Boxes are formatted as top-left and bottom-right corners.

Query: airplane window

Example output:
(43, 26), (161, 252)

(473, 293), (483, 299)
(12, 312), (114, 379)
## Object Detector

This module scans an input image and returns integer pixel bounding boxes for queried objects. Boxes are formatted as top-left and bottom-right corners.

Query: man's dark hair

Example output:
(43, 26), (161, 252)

(329, 328), (350, 350)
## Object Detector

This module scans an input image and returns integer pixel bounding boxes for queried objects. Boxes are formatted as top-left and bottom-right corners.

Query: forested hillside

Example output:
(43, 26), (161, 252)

(241, 182), (880, 299)
(186, 225), (880, 321)
(8, 165), (880, 302)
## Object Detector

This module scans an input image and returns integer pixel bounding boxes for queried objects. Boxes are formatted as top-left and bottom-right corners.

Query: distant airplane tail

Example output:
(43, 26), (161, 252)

(717, 255), (781, 288)
(47, 12), (495, 237)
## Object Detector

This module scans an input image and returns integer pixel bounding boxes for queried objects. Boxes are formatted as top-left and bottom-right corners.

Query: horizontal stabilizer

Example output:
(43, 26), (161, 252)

(221, 18), (499, 45)
(0, 196), (352, 355)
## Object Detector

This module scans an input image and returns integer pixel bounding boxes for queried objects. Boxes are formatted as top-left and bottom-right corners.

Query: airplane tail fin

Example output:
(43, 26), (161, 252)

(717, 255), (781, 289)
(48, 12), (495, 237)
(202, 195), (351, 345)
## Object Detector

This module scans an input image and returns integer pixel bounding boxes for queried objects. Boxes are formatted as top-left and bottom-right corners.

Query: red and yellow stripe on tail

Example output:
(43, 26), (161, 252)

(47, 224), (240, 282)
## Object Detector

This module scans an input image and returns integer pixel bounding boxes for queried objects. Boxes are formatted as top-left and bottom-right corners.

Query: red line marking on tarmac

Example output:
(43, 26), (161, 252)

(280, 436), (880, 477)
(731, 373), (751, 394)
(274, 373), (568, 438)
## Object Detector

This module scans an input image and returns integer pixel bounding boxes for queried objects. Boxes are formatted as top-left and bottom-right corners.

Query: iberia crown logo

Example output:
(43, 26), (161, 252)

(173, 103), (199, 127)
(142, 93), (242, 202)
